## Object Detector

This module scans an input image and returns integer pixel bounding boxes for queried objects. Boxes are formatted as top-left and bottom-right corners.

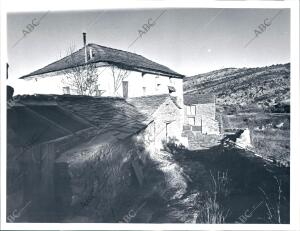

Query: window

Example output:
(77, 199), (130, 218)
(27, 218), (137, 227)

(142, 87), (146, 95)
(155, 76), (161, 91)
(188, 117), (195, 126)
(187, 105), (196, 115)
(156, 83), (161, 91)
(62, 86), (70, 94)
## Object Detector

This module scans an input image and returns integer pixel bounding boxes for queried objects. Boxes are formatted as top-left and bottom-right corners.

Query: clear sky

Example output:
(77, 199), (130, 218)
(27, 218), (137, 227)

(7, 8), (290, 84)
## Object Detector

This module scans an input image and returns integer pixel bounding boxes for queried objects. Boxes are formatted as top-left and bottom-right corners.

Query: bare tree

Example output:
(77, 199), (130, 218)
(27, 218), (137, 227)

(110, 65), (129, 96)
(61, 45), (100, 96)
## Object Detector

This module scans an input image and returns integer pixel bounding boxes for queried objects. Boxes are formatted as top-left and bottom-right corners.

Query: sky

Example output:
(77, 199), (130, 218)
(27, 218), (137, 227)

(7, 8), (290, 85)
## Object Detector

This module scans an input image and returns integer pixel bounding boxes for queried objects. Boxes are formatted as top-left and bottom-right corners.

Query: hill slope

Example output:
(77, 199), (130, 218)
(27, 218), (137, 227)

(184, 63), (290, 113)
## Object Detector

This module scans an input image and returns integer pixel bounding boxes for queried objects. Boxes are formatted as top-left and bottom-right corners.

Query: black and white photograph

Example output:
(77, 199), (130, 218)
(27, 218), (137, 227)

(1, 0), (300, 230)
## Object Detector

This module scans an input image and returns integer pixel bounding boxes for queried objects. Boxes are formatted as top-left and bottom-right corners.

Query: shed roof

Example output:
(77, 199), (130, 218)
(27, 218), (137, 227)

(127, 94), (180, 119)
(8, 106), (73, 146)
(20, 43), (184, 79)
(13, 94), (150, 142)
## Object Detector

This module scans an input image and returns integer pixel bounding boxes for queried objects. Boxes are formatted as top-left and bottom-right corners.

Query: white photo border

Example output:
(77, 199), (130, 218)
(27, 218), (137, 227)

(1, 0), (299, 230)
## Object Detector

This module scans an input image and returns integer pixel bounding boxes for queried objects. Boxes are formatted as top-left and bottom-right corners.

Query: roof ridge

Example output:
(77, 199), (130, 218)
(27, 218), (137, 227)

(127, 93), (170, 99)
(14, 94), (125, 101)
(88, 43), (182, 75)
(20, 43), (184, 79)
(88, 43), (141, 57)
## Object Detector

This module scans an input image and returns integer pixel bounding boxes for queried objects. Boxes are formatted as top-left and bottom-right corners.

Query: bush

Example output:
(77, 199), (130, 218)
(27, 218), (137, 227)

(162, 137), (186, 156)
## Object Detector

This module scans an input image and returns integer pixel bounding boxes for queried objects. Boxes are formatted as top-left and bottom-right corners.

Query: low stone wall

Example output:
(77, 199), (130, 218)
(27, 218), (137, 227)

(6, 143), (26, 222)
(6, 127), (102, 222)
(183, 131), (221, 150)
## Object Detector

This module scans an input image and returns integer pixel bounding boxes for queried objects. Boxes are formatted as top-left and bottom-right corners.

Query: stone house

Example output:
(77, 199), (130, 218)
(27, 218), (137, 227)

(183, 93), (219, 135)
(7, 94), (149, 221)
(127, 94), (186, 152)
(7, 92), (184, 222)
(8, 34), (187, 222)
(18, 33), (184, 106)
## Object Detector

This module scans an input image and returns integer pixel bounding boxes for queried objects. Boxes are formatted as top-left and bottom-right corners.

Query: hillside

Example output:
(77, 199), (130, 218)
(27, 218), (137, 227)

(184, 63), (290, 113)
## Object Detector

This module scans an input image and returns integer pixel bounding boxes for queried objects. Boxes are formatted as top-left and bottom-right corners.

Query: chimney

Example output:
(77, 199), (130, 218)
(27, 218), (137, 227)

(83, 32), (87, 63)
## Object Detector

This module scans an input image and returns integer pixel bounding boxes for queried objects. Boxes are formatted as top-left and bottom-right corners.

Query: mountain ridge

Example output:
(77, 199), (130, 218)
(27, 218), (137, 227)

(183, 63), (290, 113)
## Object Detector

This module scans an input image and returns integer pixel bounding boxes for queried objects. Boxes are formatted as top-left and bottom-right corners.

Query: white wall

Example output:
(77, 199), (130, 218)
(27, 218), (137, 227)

(12, 75), (64, 95)
(16, 66), (183, 103)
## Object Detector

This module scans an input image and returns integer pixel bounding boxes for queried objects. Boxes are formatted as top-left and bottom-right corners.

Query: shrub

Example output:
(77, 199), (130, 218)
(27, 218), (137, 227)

(258, 176), (285, 223)
(162, 137), (186, 156)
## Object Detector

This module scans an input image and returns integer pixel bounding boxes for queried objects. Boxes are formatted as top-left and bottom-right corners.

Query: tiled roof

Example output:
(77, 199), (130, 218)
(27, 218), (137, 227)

(184, 93), (215, 105)
(8, 105), (74, 146)
(127, 94), (180, 119)
(20, 43), (184, 79)
(13, 94), (150, 141)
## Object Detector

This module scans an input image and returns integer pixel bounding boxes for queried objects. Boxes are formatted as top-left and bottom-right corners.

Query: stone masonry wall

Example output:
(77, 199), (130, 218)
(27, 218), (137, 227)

(184, 103), (215, 126)
(184, 131), (221, 150)
(151, 97), (183, 150)
(6, 127), (100, 222)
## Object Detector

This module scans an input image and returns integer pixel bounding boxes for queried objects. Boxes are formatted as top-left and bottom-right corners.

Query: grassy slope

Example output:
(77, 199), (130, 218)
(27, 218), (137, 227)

(184, 63), (290, 113)
(184, 63), (290, 164)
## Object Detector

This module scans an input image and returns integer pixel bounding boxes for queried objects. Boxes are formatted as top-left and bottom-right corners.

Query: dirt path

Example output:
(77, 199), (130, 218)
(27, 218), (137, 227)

(137, 146), (289, 223)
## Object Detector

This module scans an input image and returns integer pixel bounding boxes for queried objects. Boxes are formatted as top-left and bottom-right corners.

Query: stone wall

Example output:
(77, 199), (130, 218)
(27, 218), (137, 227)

(6, 127), (99, 222)
(184, 131), (221, 150)
(149, 97), (183, 151)
(183, 102), (219, 135)
(182, 117), (220, 135)
(201, 117), (220, 135)
(196, 103), (216, 121)
(7, 98), (183, 222)
(6, 142), (25, 221)
(7, 141), (59, 222)
(184, 103), (215, 126)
